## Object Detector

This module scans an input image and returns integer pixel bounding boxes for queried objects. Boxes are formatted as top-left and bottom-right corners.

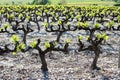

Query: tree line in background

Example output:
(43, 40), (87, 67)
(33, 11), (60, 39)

(31, 0), (66, 5)
(112, 0), (120, 6)
(1, 0), (120, 5)
(113, 0), (120, 2)
(31, 0), (50, 5)
(31, 0), (120, 5)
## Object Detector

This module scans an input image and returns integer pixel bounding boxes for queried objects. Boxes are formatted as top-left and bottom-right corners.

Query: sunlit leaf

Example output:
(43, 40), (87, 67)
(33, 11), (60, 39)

(10, 35), (19, 44)
(78, 35), (83, 40)
(30, 40), (37, 48)
(44, 42), (50, 49)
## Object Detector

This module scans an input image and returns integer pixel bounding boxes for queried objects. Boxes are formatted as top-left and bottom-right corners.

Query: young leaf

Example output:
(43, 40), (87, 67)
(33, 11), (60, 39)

(66, 22), (70, 26)
(19, 43), (25, 50)
(76, 22), (82, 27)
(106, 23), (110, 28)
(53, 41), (58, 46)
(44, 42), (50, 49)
(64, 39), (72, 43)
(103, 36), (109, 41)
(117, 16), (120, 21)
(10, 35), (19, 44)
(58, 20), (62, 25)
(26, 15), (30, 20)
(9, 14), (14, 19)
(101, 33), (109, 41)
(86, 36), (90, 41)
(109, 21), (114, 27)
(36, 12), (41, 16)
(44, 10), (48, 13)
(82, 22), (89, 28)
(30, 40), (37, 48)
(96, 33), (102, 39)
(4, 23), (11, 29)
(12, 52), (17, 55)
(43, 22), (48, 28)
(94, 23), (100, 28)
(51, 22), (54, 26)
(76, 15), (81, 19)
(19, 13), (23, 18)
(78, 35), (83, 40)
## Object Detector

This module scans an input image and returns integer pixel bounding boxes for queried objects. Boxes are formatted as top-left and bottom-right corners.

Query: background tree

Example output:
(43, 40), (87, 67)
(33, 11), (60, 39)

(113, 0), (120, 2)
(32, 0), (50, 5)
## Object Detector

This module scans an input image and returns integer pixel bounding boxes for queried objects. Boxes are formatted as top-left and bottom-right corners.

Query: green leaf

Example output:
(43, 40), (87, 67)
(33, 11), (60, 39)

(86, 36), (90, 41)
(103, 36), (109, 41)
(96, 33), (108, 40)
(19, 43), (25, 50)
(76, 15), (81, 19)
(66, 22), (70, 26)
(51, 22), (54, 26)
(26, 15), (30, 20)
(10, 35), (19, 44)
(53, 41), (58, 46)
(101, 33), (106, 38)
(63, 11), (66, 14)
(44, 10), (48, 13)
(16, 43), (25, 52)
(89, 13), (94, 17)
(82, 22), (89, 28)
(101, 33), (109, 41)
(44, 42), (50, 49)
(71, 15), (74, 18)
(12, 52), (17, 55)
(78, 35), (83, 40)
(106, 23), (110, 28)
(109, 21), (114, 27)
(30, 40), (37, 48)
(64, 39), (72, 43)
(76, 22), (82, 27)
(96, 33), (102, 39)
(117, 16), (120, 21)
(4, 23), (11, 29)
(19, 13), (23, 18)
(94, 23), (100, 28)
(106, 21), (114, 28)
(17, 46), (20, 52)
(43, 22), (48, 28)
(9, 14), (14, 19)
(118, 23), (120, 26)
(36, 12), (41, 16)
(66, 15), (68, 19)
(101, 11), (105, 15)
(50, 12), (54, 16)
(58, 20), (62, 25)
(6, 13), (9, 18)
(1, 10), (4, 13)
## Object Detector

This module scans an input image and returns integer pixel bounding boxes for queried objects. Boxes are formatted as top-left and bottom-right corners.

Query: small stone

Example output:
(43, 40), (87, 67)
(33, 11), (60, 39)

(0, 66), (4, 70)
(91, 75), (95, 78)
(17, 69), (27, 74)
(16, 78), (22, 80)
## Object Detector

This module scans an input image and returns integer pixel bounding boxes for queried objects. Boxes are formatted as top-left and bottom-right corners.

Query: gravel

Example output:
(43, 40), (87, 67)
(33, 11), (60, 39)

(0, 50), (120, 80)
(0, 21), (120, 80)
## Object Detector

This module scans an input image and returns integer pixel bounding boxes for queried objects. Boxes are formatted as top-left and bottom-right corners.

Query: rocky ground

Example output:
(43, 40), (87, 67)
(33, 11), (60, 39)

(0, 50), (120, 80)
(0, 22), (120, 80)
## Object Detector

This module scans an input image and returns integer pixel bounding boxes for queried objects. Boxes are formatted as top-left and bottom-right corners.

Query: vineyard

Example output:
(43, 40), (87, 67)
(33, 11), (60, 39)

(0, 5), (120, 79)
